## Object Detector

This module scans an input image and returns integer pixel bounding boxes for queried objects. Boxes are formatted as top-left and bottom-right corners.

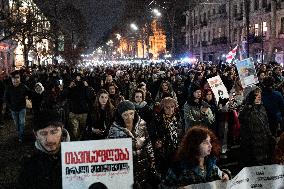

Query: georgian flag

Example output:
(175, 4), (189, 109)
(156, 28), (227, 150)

(226, 45), (238, 63)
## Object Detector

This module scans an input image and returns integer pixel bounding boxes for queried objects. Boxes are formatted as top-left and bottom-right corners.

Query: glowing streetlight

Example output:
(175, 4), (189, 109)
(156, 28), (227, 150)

(152, 8), (162, 17)
(115, 33), (122, 40)
(130, 23), (138, 31)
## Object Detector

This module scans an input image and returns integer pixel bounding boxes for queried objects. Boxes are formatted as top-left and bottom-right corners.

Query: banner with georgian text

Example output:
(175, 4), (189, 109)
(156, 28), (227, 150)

(61, 138), (133, 189)
(184, 164), (284, 189)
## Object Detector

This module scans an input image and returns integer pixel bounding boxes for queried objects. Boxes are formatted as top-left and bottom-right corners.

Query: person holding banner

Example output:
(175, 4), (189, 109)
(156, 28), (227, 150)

(239, 87), (275, 167)
(160, 126), (229, 188)
(108, 100), (157, 188)
(17, 109), (70, 189)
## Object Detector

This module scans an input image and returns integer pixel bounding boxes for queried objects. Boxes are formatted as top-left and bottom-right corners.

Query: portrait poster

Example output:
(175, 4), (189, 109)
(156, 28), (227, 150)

(236, 58), (258, 88)
(207, 75), (229, 104)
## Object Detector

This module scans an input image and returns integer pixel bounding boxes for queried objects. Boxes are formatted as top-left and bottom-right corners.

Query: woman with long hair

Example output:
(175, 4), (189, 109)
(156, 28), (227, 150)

(85, 89), (115, 140)
(160, 126), (229, 188)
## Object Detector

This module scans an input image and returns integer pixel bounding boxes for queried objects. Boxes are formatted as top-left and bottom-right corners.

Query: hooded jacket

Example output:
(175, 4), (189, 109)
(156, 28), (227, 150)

(17, 129), (70, 189)
(108, 113), (155, 186)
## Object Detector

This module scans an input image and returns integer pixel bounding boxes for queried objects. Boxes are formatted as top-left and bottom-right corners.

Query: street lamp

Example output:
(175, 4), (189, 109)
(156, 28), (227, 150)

(152, 8), (162, 17)
(130, 23), (138, 31)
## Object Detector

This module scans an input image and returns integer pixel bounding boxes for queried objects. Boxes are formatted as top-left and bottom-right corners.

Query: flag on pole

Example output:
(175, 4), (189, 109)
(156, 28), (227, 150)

(226, 45), (238, 63)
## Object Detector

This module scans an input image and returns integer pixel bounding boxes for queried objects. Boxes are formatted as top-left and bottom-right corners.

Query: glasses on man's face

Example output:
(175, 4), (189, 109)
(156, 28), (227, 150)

(12, 76), (20, 79)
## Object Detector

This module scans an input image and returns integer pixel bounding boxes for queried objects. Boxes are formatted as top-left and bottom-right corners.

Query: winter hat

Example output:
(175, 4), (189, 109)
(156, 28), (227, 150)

(117, 100), (135, 116)
(33, 109), (63, 131)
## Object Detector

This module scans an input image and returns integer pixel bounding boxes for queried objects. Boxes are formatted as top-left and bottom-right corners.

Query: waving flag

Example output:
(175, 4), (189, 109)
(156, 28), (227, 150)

(226, 45), (238, 63)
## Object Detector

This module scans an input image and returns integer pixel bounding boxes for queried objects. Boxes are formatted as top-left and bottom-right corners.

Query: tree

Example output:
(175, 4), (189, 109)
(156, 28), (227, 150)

(156, 0), (185, 56)
(1, 0), (54, 66)
(267, 0), (277, 62)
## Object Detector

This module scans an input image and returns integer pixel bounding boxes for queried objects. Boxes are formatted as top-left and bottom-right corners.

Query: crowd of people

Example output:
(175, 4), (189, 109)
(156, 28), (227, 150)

(0, 60), (283, 189)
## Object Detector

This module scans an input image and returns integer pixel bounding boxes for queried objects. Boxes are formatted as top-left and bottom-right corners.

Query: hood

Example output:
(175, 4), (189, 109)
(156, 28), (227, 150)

(112, 115), (143, 138)
(35, 128), (70, 154)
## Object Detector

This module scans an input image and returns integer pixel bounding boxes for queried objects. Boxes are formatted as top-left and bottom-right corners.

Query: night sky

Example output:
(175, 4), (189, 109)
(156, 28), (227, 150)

(36, 0), (130, 48)
(71, 0), (127, 47)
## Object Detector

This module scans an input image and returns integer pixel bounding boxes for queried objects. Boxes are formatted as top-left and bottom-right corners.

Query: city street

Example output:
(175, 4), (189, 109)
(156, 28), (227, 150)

(0, 112), (34, 189)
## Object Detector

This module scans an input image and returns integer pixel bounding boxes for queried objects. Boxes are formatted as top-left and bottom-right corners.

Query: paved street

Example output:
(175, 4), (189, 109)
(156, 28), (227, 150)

(0, 112), (35, 189)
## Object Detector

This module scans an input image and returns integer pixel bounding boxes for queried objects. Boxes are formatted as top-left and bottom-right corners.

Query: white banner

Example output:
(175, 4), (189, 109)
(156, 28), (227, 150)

(207, 75), (229, 104)
(236, 58), (258, 88)
(184, 165), (284, 189)
(61, 138), (134, 189)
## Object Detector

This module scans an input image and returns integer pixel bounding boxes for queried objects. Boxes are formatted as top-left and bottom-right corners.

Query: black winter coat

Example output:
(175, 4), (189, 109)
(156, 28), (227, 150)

(17, 151), (62, 189)
(239, 104), (274, 166)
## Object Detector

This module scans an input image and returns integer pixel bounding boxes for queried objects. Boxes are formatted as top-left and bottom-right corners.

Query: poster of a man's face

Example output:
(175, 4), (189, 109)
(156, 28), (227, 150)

(88, 182), (108, 189)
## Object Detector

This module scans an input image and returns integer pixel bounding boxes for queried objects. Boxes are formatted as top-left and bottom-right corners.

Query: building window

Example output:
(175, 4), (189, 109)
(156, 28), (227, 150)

(218, 28), (222, 38)
(255, 24), (259, 36)
(263, 22), (267, 34)
(254, 0), (259, 11)
(262, 0), (267, 8)
(233, 5), (238, 17)
(203, 32), (206, 41)
(281, 18), (284, 33)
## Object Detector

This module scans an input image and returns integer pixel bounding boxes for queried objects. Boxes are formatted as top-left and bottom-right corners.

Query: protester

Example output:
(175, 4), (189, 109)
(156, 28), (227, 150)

(155, 80), (177, 102)
(4, 71), (30, 143)
(239, 87), (275, 166)
(262, 76), (284, 136)
(183, 84), (215, 130)
(63, 73), (93, 140)
(274, 132), (284, 165)
(132, 89), (153, 125)
(85, 89), (115, 140)
(160, 126), (229, 188)
(151, 97), (183, 178)
(17, 109), (70, 189)
(108, 100), (157, 188)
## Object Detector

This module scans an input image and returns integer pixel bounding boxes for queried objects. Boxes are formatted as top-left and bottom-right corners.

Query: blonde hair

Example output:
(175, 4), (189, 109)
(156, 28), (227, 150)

(160, 97), (178, 110)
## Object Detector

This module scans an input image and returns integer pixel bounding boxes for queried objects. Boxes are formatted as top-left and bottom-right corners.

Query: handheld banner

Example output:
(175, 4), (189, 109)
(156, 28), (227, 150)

(236, 58), (258, 88)
(61, 138), (133, 189)
(184, 165), (284, 189)
(207, 75), (229, 104)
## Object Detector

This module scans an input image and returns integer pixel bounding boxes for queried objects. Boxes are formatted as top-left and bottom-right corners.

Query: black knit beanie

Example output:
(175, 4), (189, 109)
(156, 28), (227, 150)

(33, 109), (63, 131)
(117, 100), (135, 116)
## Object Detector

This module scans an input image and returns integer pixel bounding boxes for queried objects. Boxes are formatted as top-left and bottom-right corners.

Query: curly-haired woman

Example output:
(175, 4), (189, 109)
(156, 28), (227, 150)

(160, 126), (229, 188)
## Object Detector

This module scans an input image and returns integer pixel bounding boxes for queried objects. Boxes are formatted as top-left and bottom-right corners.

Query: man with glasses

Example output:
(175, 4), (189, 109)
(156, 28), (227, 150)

(17, 109), (70, 189)
(4, 70), (29, 143)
